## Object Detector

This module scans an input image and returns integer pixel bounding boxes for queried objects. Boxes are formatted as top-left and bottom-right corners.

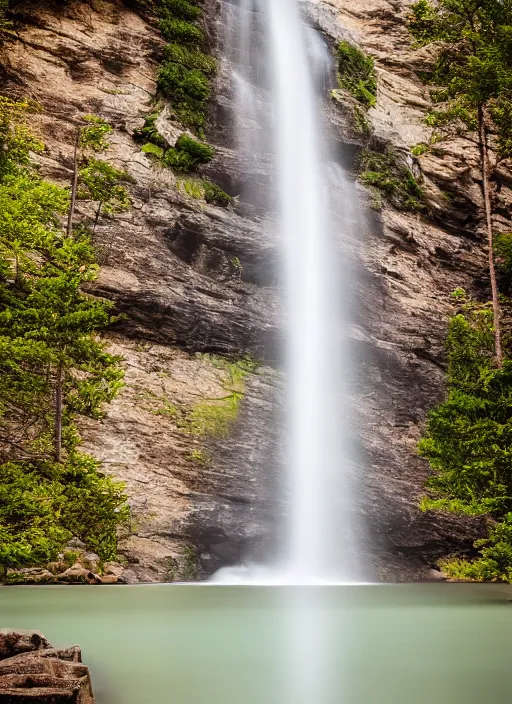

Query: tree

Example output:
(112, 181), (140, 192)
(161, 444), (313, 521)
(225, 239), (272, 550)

(67, 115), (130, 238)
(77, 158), (131, 236)
(0, 99), (129, 575)
(1, 234), (123, 462)
(419, 308), (512, 517)
(409, 0), (512, 366)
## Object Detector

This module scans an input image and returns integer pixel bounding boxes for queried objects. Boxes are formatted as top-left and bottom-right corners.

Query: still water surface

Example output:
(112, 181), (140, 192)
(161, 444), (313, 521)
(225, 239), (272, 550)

(1, 584), (512, 704)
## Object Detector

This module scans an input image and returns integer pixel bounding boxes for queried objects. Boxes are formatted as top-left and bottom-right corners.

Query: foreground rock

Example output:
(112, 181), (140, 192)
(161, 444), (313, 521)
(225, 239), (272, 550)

(0, 630), (95, 702)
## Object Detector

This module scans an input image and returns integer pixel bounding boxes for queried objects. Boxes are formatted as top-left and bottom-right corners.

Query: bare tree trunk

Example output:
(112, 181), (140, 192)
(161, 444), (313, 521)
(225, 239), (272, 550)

(478, 104), (503, 367)
(92, 201), (103, 238)
(14, 250), (19, 286)
(66, 129), (80, 237)
(54, 363), (63, 463)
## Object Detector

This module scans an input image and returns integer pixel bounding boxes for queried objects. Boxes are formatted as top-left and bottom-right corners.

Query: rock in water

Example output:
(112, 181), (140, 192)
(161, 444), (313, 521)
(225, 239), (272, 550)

(0, 630), (95, 702)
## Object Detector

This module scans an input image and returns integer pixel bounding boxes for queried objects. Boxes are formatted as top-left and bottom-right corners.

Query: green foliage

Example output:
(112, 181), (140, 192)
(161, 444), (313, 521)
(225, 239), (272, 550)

(158, 17), (204, 45)
(79, 115), (112, 152)
(188, 448), (207, 464)
(163, 43), (217, 75)
(177, 176), (204, 198)
(158, 62), (211, 131)
(359, 148), (425, 211)
(411, 142), (429, 157)
(0, 455), (128, 573)
(142, 142), (165, 159)
(408, 0), (512, 153)
(0, 0), (12, 43)
(78, 158), (131, 214)
(58, 453), (129, 560)
(418, 303), (512, 582)
(419, 310), (512, 517)
(134, 109), (167, 148)
(185, 397), (240, 437)
(336, 40), (377, 108)
(159, 0), (201, 21)
(149, 0), (214, 133)
(441, 514), (512, 582)
(352, 104), (372, 136)
(182, 356), (256, 437)
(0, 100), (128, 575)
(203, 180), (232, 207)
(0, 462), (69, 574)
(162, 134), (214, 172)
(0, 98), (43, 180)
(152, 355), (256, 438)
(495, 232), (512, 276)
(489, 98), (512, 160)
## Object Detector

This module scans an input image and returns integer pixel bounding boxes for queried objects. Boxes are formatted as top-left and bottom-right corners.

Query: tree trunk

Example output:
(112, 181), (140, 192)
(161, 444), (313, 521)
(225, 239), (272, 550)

(92, 201), (103, 238)
(54, 363), (63, 463)
(66, 128), (80, 237)
(478, 103), (503, 367)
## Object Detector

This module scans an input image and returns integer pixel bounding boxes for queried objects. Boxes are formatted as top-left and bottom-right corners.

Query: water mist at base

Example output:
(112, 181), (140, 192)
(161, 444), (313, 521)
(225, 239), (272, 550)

(212, 0), (362, 586)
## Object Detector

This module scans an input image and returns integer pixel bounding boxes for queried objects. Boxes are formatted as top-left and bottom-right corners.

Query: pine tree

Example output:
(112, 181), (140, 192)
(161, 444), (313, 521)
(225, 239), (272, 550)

(0, 99), (128, 574)
(409, 0), (512, 366)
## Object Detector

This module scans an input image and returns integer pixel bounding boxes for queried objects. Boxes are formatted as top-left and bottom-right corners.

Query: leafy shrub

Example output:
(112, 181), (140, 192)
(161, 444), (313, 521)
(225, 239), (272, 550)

(158, 17), (204, 45)
(495, 232), (512, 280)
(159, 0), (201, 20)
(163, 133), (214, 171)
(59, 453), (129, 560)
(141, 142), (165, 158)
(419, 310), (512, 517)
(0, 462), (69, 574)
(79, 115), (112, 152)
(78, 158), (132, 214)
(151, 0), (214, 133)
(0, 97), (43, 180)
(176, 177), (204, 198)
(203, 181), (232, 207)
(359, 148), (425, 211)
(158, 62), (210, 130)
(163, 43), (217, 74)
(0, 455), (128, 574)
(133, 109), (167, 148)
(441, 515), (512, 582)
(336, 40), (377, 107)
(411, 142), (430, 156)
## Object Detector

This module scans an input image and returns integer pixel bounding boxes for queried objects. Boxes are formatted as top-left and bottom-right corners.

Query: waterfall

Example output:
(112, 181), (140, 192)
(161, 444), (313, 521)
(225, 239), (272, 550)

(213, 0), (362, 584)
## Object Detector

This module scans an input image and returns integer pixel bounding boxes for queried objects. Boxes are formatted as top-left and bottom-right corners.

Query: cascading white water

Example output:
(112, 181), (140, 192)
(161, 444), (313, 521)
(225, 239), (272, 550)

(213, 0), (361, 585)
(266, 0), (351, 582)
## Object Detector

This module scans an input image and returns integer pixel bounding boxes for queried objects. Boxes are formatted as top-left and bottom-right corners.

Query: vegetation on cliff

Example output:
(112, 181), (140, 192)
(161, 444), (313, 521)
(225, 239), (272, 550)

(336, 40), (376, 108)
(359, 148), (425, 212)
(408, 0), (512, 580)
(409, 0), (512, 366)
(418, 297), (512, 580)
(152, 0), (215, 133)
(0, 99), (128, 576)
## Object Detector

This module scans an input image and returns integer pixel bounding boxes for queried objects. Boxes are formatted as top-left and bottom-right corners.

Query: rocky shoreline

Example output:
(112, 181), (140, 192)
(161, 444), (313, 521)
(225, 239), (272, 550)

(0, 629), (95, 702)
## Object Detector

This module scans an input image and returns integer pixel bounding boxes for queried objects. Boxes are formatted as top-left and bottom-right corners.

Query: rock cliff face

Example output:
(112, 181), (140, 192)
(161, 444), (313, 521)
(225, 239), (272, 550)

(1, 0), (506, 581)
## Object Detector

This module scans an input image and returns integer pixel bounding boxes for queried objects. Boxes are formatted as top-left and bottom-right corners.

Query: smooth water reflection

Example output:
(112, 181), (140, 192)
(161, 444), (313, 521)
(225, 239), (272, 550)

(1, 585), (512, 704)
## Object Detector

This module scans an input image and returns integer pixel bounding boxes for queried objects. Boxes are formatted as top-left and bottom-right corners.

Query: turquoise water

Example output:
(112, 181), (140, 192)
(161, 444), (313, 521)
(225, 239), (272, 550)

(1, 584), (511, 703)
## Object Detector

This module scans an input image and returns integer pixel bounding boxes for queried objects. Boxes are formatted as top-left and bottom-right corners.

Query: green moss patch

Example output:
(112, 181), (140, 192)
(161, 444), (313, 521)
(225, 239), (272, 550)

(359, 148), (425, 211)
(336, 40), (377, 108)
(152, 0), (214, 133)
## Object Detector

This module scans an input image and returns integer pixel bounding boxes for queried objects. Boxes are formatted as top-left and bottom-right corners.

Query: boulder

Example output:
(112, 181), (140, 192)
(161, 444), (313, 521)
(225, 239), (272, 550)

(0, 631), (51, 661)
(0, 633), (95, 702)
